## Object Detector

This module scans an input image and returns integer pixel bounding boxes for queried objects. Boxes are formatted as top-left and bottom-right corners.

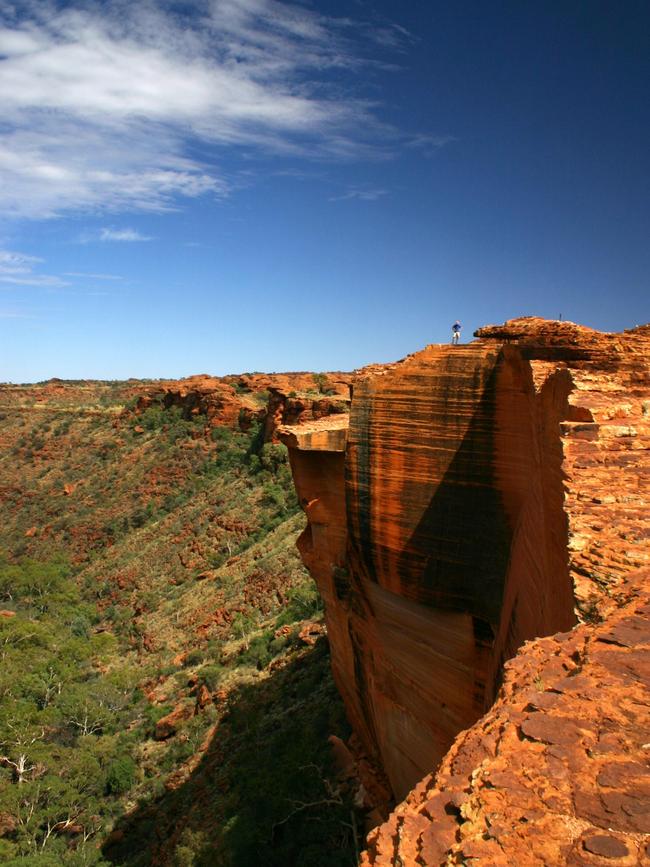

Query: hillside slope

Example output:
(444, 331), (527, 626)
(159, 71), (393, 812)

(0, 373), (361, 866)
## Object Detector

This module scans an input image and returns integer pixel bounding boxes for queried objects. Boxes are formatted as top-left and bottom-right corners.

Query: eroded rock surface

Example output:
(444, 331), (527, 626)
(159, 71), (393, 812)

(279, 317), (650, 865)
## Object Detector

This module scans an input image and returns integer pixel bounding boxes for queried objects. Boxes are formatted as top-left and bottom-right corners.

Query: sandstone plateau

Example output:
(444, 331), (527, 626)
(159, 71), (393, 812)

(279, 317), (650, 866)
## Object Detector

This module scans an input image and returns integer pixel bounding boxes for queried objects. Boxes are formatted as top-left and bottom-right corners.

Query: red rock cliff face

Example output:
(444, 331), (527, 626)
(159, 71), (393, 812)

(279, 317), (650, 863)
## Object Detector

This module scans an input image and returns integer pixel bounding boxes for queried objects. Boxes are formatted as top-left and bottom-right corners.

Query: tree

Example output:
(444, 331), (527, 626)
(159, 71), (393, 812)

(105, 756), (136, 795)
(0, 719), (45, 784)
(56, 681), (127, 738)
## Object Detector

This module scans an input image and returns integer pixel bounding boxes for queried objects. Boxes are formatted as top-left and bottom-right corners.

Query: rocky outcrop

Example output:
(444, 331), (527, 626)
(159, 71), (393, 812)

(136, 375), (250, 427)
(279, 317), (650, 863)
(135, 371), (350, 440)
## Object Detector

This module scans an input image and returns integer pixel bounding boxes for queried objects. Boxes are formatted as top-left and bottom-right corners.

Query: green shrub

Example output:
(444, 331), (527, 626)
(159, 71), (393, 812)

(200, 663), (225, 691)
(276, 582), (323, 627)
(259, 442), (288, 472)
(312, 373), (327, 393)
(206, 638), (224, 659)
(210, 426), (233, 443)
(70, 614), (91, 638)
(143, 704), (172, 737)
(183, 649), (205, 668)
(106, 755), (137, 794)
(238, 633), (273, 670)
(0, 841), (16, 862)
(268, 632), (291, 656)
(262, 482), (286, 508)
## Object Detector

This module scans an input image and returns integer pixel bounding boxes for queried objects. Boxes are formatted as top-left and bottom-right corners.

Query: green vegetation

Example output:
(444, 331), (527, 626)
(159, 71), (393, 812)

(312, 374), (337, 396)
(0, 383), (357, 866)
(0, 558), (139, 862)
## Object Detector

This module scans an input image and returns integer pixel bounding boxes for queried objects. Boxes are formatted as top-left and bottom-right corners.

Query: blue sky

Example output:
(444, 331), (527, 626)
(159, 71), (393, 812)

(1, 0), (648, 381)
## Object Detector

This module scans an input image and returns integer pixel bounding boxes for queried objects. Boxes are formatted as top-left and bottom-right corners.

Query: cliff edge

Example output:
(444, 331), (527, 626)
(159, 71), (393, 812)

(279, 317), (650, 865)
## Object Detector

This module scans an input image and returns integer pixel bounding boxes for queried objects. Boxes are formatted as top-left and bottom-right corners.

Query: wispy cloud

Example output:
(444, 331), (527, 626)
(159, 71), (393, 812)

(329, 187), (389, 202)
(0, 0), (410, 220)
(0, 249), (66, 286)
(0, 250), (40, 273)
(99, 228), (152, 243)
(0, 309), (33, 319)
(405, 134), (456, 156)
(64, 271), (123, 280)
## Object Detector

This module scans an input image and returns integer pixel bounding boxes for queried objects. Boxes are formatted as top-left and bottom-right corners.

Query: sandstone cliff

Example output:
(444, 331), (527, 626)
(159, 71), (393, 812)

(279, 317), (650, 865)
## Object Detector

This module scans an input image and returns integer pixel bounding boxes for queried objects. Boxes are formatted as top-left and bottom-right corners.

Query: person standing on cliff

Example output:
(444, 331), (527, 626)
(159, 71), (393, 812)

(451, 321), (461, 344)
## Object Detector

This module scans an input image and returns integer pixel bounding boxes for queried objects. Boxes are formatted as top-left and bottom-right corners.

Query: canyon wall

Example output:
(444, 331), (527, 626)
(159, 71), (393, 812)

(279, 317), (650, 863)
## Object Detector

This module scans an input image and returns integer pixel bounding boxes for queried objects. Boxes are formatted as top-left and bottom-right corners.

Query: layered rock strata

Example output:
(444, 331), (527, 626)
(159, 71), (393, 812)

(279, 317), (650, 863)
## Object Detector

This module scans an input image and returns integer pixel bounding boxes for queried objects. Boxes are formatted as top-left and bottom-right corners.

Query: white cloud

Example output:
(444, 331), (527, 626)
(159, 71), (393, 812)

(64, 271), (123, 280)
(405, 134), (456, 156)
(0, 250), (41, 273)
(0, 310), (33, 318)
(0, 0), (405, 219)
(329, 187), (388, 202)
(0, 249), (66, 286)
(99, 228), (152, 242)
